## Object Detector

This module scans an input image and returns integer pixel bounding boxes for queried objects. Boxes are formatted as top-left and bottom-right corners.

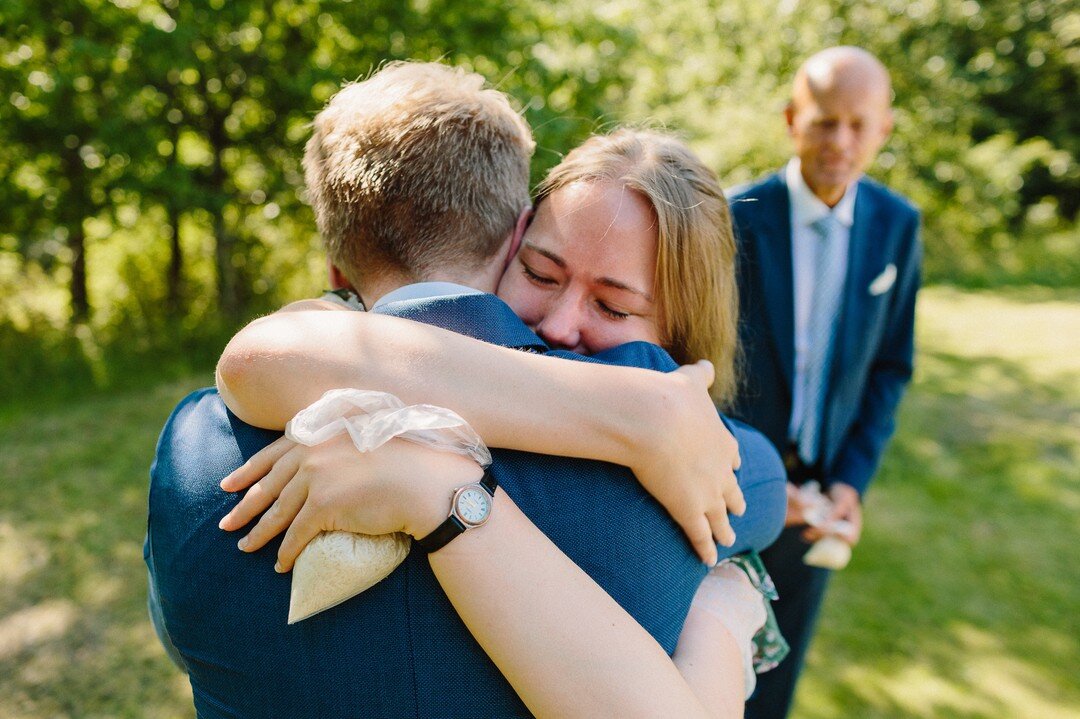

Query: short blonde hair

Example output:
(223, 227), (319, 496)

(303, 61), (535, 285)
(535, 129), (739, 406)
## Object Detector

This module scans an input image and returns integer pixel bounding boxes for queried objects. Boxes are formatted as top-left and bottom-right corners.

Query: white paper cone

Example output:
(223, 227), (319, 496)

(281, 388), (490, 624)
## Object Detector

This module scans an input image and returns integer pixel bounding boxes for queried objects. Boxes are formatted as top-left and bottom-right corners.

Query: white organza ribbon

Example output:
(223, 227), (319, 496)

(285, 388), (491, 466)
(283, 389), (490, 624)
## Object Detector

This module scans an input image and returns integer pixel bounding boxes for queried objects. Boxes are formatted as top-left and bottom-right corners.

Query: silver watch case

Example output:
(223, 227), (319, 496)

(450, 482), (493, 528)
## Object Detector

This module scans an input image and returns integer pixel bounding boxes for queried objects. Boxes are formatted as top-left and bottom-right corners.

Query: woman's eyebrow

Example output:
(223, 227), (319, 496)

(523, 241), (652, 302)
(522, 241), (566, 268)
(597, 277), (653, 302)
(596, 273), (652, 297)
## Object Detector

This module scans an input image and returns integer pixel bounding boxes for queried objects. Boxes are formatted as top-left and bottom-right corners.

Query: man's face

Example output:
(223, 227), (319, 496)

(786, 77), (892, 206)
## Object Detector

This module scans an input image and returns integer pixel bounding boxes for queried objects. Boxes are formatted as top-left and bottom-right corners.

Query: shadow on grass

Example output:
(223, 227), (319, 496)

(797, 348), (1080, 718)
(0, 378), (205, 719)
(1, 289), (1077, 718)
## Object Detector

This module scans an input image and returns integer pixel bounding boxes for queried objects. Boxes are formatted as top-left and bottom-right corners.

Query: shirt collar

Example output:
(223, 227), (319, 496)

(785, 158), (858, 229)
(372, 281), (483, 309)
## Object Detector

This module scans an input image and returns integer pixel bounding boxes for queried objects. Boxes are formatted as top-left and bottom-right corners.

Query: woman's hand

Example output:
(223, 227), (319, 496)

(629, 360), (746, 566)
(218, 435), (481, 571)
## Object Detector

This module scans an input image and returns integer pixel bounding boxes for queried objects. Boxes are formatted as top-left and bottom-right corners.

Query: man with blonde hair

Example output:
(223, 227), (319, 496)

(301, 62), (534, 301)
(731, 47), (922, 718)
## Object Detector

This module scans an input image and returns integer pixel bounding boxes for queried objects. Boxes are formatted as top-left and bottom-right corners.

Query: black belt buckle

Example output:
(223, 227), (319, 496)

(783, 443), (818, 484)
(782, 445), (802, 473)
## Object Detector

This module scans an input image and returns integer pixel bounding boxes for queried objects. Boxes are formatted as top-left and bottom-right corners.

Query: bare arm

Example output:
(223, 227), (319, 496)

(225, 436), (739, 718)
(674, 607), (747, 718)
(432, 487), (720, 718)
(219, 302), (661, 465)
(217, 302), (744, 562)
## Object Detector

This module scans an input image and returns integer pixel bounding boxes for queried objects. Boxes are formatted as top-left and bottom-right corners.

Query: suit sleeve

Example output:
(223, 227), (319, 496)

(724, 420), (787, 553)
(553, 341), (788, 556)
(829, 209), (922, 496)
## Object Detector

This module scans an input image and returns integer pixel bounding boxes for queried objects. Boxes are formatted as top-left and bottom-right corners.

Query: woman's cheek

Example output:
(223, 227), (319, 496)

(588, 317), (660, 352)
(500, 280), (545, 328)
(632, 316), (663, 347)
(581, 321), (626, 355)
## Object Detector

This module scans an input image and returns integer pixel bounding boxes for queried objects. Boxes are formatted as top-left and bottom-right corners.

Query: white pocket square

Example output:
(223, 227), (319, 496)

(868, 263), (897, 296)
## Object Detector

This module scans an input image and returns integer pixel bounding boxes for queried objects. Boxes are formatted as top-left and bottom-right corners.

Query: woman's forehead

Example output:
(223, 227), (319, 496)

(534, 182), (656, 253)
(528, 182), (657, 290)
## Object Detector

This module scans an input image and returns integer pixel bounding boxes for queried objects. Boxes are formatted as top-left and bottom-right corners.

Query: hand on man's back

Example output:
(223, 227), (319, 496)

(631, 360), (745, 566)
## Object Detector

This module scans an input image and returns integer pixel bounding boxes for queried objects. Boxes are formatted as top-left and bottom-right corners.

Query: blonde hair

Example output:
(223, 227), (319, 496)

(303, 61), (535, 285)
(535, 129), (739, 406)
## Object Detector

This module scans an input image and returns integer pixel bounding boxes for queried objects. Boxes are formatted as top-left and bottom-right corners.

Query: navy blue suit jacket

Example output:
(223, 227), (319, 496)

(146, 293), (786, 718)
(730, 172), (921, 495)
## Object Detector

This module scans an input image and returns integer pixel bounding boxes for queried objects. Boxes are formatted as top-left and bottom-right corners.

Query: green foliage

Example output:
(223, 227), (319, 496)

(0, 0), (1076, 400)
(546, 0), (1079, 286)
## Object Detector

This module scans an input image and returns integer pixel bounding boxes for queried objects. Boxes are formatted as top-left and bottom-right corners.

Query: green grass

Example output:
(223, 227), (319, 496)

(795, 286), (1080, 719)
(0, 377), (208, 718)
(0, 286), (1077, 718)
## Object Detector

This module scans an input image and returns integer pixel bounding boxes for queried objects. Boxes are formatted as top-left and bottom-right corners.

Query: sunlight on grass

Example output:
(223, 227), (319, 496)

(1, 287), (1076, 717)
(0, 377), (204, 718)
(0, 521), (48, 588)
(0, 600), (77, 662)
(916, 286), (1080, 387)
(824, 621), (1080, 719)
(794, 286), (1080, 719)
(843, 663), (995, 716)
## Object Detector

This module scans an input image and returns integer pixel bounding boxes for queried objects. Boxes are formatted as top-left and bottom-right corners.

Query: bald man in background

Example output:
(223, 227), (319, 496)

(730, 47), (922, 718)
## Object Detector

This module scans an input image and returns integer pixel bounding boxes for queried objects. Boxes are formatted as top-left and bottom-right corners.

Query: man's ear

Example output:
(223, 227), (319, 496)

(783, 102), (796, 136)
(503, 206), (534, 273)
(327, 259), (353, 291)
(879, 107), (895, 143)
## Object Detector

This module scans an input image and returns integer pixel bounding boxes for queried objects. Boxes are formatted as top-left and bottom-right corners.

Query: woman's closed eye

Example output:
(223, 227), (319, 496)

(596, 301), (630, 321)
(522, 263), (558, 286)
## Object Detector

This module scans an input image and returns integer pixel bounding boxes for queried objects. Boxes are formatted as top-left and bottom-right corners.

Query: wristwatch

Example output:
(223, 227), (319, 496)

(415, 469), (498, 553)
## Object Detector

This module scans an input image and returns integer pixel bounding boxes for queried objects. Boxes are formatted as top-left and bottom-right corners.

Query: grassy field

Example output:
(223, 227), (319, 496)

(797, 286), (1080, 719)
(1, 286), (1077, 718)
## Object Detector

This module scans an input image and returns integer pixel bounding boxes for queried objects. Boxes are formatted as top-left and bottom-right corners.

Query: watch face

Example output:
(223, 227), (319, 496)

(454, 486), (492, 526)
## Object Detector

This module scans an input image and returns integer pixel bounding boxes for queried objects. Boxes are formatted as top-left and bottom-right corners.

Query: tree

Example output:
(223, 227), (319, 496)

(1, 0), (136, 323)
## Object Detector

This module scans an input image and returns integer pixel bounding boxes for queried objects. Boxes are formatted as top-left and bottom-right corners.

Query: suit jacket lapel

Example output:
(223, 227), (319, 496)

(754, 174), (796, 391)
(832, 179), (879, 387)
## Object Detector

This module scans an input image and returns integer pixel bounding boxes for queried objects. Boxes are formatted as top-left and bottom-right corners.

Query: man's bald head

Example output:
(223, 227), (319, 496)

(785, 46), (894, 206)
(793, 46), (892, 114)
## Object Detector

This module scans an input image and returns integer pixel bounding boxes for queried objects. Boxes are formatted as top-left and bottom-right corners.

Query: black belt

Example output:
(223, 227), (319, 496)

(782, 443), (821, 485)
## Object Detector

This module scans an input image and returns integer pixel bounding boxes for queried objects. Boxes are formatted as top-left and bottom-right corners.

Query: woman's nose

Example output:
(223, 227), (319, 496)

(535, 297), (584, 351)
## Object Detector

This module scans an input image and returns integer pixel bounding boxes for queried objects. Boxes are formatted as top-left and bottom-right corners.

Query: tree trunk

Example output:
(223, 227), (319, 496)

(214, 211), (239, 322)
(208, 113), (241, 322)
(60, 147), (90, 325)
(164, 107), (184, 318)
(166, 202), (183, 317)
(69, 220), (89, 324)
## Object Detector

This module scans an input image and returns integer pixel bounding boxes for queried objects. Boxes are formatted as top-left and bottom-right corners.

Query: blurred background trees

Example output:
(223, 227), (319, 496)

(1, 0), (1076, 404)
